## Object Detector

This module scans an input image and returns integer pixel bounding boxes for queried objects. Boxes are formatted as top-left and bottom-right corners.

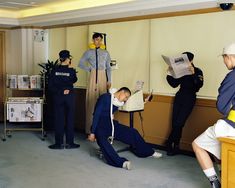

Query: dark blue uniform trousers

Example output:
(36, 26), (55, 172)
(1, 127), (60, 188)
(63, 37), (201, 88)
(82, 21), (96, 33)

(53, 93), (75, 145)
(168, 92), (196, 144)
(95, 119), (154, 168)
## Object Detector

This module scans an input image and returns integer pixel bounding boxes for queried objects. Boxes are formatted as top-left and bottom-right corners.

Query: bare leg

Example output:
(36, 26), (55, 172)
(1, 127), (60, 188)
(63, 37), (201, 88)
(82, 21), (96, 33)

(192, 141), (213, 170)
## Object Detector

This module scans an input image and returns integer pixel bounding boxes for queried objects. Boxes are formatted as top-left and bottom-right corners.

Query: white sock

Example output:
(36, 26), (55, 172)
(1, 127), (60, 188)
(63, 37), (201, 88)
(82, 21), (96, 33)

(152, 151), (163, 158)
(122, 161), (131, 170)
(203, 167), (217, 179)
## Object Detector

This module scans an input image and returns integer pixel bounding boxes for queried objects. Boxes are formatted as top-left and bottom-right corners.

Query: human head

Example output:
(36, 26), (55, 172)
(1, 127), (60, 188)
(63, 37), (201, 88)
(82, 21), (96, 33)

(222, 43), (235, 70)
(92, 33), (103, 48)
(114, 87), (131, 102)
(182, 52), (194, 62)
(59, 50), (72, 64)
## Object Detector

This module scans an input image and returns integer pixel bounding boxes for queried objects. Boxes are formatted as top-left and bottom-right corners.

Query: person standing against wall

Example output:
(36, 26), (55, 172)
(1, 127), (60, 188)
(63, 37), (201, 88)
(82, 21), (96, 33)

(48, 50), (80, 149)
(166, 52), (204, 156)
(79, 32), (112, 134)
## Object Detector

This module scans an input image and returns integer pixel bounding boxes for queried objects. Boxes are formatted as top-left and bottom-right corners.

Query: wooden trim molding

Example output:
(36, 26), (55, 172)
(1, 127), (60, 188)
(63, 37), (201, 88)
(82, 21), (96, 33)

(144, 94), (217, 108)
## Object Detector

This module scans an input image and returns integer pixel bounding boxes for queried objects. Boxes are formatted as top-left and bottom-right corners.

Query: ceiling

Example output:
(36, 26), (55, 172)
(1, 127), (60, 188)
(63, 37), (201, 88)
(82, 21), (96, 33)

(0, 0), (68, 9)
(0, 0), (234, 28)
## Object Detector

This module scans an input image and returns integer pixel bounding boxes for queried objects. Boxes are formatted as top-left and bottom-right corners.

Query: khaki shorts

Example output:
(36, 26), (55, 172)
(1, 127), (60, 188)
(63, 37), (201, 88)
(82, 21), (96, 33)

(194, 119), (235, 159)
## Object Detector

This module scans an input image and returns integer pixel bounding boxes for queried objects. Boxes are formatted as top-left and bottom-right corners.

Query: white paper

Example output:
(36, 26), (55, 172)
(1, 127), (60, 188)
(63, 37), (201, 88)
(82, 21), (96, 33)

(30, 75), (41, 89)
(7, 98), (43, 122)
(17, 75), (30, 89)
(7, 75), (17, 89)
(120, 90), (144, 111)
(162, 54), (192, 78)
(135, 80), (144, 91)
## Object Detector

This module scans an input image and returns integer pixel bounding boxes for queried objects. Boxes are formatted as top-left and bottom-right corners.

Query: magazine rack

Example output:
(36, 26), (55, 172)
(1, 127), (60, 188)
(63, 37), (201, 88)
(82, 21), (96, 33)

(2, 74), (46, 141)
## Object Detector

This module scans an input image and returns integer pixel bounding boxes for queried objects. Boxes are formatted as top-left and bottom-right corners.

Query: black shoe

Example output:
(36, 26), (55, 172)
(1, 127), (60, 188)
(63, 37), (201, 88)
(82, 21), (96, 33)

(166, 141), (174, 156)
(65, 143), (80, 149)
(167, 143), (180, 156)
(210, 177), (221, 188)
(48, 144), (64, 149)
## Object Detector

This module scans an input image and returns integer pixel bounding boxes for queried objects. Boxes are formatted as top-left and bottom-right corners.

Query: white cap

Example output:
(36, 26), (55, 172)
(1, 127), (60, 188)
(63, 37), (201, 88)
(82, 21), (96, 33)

(222, 43), (235, 55)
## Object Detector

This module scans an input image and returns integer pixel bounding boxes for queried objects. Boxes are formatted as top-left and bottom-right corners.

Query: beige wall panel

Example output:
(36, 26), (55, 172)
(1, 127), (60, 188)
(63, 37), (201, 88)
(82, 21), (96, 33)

(89, 20), (150, 91)
(66, 25), (88, 87)
(48, 28), (66, 61)
(6, 29), (22, 74)
(150, 11), (235, 98)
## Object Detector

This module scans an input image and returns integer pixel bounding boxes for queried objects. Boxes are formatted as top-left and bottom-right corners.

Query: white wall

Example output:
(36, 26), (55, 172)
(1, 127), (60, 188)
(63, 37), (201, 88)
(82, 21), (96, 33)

(150, 11), (235, 98)
(48, 25), (88, 87)
(89, 20), (150, 91)
(6, 28), (48, 75)
(33, 29), (49, 75)
(6, 29), (22, 74)
(6, 10), (235, 98)
(66, 26), (88, 87)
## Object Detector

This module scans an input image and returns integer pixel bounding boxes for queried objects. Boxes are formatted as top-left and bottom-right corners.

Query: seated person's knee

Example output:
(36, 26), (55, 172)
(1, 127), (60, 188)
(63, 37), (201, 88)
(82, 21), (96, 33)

(192, 141), (198, 151)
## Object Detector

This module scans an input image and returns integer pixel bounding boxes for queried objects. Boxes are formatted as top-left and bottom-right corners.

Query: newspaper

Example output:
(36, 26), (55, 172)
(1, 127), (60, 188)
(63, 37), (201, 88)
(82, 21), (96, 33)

(7, 102), (42, 122)
(30, 75), (41, 89)
(17, 75), (30, 89)
(135, 80), (144, 91)
(6, 74), (17, 88)
(162, 54), (192, 78)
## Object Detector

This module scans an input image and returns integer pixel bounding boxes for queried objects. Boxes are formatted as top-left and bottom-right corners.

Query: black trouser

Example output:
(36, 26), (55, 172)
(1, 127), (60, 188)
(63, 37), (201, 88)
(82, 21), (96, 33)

(168, 92), (196, 145)
(53, 92), (75, 145)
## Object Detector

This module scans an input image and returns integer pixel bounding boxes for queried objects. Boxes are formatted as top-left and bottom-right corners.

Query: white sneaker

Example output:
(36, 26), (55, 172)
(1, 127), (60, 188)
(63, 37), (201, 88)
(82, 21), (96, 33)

(122, 161), (131, 170)
(152, 151), (163, 158)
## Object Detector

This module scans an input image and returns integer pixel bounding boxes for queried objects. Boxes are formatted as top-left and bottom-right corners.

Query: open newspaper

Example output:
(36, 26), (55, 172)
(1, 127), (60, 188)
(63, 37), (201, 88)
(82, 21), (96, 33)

(162, 54), (192, 78)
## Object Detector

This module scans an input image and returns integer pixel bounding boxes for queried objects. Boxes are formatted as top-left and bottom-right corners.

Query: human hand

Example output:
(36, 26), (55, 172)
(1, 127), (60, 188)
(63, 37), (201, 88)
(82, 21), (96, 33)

(107, 82), (111, 90)
(64, 90), (70, 95)
(145, 94), (153, 103)
(167, 66), (173, 75)
(144, 91), (153, 103)
(88, 134), (96, 142)
(189, 64), (195, 74)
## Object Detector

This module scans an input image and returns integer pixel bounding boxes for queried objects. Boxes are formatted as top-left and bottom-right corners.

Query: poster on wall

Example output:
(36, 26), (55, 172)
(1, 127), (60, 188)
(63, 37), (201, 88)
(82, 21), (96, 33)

(33, 29), (45, 42)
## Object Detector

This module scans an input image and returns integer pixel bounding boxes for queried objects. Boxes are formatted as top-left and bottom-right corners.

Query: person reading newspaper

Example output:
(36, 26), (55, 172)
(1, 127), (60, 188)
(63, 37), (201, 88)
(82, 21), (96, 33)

(165, 52), (204, 156)
(162, 53), (193, 78)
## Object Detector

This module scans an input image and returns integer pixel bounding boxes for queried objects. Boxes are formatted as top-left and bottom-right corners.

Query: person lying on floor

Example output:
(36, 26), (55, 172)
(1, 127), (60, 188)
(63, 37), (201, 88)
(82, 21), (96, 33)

(87, 87), (162, 170)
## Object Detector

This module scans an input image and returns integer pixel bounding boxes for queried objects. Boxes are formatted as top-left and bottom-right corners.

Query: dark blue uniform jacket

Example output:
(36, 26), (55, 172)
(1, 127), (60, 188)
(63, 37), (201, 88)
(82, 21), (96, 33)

(167, 66), (203, 95)
(217, 68), (235, 127)
(48, 65), (77, 95)
(91, 93), (118, 134)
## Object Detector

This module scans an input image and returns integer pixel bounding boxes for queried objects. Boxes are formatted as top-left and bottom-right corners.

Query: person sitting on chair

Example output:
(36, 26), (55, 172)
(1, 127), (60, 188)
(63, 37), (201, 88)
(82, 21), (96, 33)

(88, 87), (162, 170)
(192, 43), (235, 188)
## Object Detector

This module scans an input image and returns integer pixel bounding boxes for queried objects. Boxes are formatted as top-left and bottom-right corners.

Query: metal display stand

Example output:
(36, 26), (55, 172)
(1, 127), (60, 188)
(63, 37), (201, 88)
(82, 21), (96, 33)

(2, 75), (46, 141)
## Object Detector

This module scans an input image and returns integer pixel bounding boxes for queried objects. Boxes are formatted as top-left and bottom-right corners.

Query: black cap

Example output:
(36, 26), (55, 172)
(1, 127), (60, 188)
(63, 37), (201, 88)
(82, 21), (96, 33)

(59, 50), (72, 59)
(182, 51), (194, 62)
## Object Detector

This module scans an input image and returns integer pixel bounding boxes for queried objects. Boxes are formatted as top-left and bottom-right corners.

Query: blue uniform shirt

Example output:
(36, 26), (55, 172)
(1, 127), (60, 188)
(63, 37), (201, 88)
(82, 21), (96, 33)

(48, 65), (77, 95)
(79, 48), (112, 82)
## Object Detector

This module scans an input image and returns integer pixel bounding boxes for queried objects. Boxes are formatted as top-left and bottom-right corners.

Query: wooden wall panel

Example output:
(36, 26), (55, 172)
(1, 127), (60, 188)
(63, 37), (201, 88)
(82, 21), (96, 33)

(115, 94), (222, 151)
